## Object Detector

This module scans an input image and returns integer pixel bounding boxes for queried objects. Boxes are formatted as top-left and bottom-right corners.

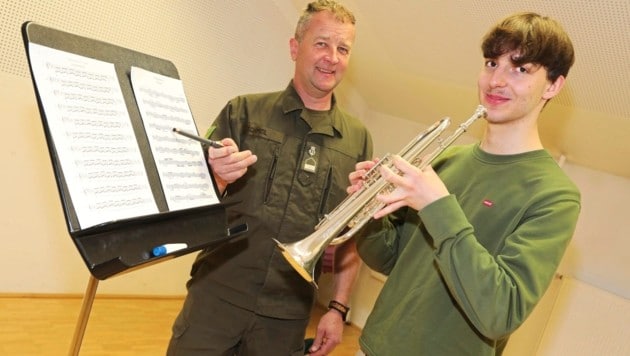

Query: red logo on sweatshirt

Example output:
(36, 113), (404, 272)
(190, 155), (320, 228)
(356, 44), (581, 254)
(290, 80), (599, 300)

(482, 199), (494, 207)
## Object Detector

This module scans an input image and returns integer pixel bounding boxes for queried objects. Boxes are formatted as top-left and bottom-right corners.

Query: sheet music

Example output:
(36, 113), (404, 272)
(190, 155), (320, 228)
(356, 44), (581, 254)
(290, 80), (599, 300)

(130, 66), (219, 210)
(28, 43), (159, 229)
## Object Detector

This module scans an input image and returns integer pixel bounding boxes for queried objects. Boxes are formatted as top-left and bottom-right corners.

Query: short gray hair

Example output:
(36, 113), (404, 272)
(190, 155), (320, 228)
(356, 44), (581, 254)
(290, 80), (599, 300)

(294, 0), (356, 42)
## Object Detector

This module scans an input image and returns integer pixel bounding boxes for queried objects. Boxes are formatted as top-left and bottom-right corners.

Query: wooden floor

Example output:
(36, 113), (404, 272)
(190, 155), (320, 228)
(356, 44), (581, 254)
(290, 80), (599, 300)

(0, 295), (361, 355)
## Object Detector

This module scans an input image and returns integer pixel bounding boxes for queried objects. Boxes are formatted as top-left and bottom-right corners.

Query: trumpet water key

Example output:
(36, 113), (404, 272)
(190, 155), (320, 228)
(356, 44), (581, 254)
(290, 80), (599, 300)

(274, 105), (487, 287)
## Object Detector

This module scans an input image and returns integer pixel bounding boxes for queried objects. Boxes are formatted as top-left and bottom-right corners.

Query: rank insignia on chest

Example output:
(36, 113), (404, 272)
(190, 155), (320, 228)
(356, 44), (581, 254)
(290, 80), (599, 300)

(301, 144), (319, 173)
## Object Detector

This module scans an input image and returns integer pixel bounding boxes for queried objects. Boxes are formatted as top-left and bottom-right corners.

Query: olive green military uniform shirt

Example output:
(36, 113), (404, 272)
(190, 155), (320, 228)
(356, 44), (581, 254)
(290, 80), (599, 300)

(191, 82), (373, 319)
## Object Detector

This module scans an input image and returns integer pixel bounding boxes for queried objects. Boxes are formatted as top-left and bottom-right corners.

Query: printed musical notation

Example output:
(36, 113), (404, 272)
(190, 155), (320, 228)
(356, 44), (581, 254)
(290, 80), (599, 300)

(28, 43), (158, 229)
(130, 67), (219, 210)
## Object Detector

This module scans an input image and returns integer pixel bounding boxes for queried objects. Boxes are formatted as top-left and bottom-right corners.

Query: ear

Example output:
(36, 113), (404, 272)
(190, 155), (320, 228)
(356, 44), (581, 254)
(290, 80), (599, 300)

(289, 38), (299, 61)
(542, 75), (566, 100)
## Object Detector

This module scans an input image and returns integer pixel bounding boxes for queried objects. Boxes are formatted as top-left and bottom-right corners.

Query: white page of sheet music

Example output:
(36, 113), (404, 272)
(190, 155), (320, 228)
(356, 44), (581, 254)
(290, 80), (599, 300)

(28, 43), (159, 229)
(130, 66), (220, 210)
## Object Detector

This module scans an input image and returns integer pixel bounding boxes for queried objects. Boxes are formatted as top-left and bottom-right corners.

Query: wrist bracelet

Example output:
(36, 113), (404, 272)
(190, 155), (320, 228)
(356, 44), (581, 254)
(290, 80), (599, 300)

(328, 300), (350, 322)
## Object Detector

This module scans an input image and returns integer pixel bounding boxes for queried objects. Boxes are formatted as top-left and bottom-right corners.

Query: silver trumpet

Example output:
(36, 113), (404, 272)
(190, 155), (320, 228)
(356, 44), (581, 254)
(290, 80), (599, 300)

(274, 105), (487, 287)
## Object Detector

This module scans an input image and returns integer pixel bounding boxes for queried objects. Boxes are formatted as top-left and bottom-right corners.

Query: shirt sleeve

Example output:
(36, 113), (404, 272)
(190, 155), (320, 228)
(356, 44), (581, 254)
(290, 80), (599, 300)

(420, 194), (580, 339)
(208, 99), (240, 142)
(355, 207), (408, 275)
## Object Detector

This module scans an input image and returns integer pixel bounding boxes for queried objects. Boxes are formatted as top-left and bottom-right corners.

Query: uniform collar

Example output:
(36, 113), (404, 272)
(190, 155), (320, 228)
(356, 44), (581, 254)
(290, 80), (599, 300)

(281, 81), (344, 137)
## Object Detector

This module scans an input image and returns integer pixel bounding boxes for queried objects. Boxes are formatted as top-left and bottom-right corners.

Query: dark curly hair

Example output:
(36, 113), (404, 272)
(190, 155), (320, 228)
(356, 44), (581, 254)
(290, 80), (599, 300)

(481, 12), (575, 82)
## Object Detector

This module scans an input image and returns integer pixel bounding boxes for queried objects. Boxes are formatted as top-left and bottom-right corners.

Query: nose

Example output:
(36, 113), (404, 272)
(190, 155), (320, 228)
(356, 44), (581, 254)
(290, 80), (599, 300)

(489, 67), (507, 88)
(324, 48), (339, 64)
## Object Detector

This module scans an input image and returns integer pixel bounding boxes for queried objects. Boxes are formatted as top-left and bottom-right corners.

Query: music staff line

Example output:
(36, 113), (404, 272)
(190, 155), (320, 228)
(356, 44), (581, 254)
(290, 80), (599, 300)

(138, 87), (186, 104)
(46, 61), (113, 82)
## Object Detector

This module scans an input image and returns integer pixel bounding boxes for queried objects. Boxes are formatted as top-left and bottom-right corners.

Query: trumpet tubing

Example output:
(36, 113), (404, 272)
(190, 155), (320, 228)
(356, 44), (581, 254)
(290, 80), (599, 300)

(275, 105), (487, 287)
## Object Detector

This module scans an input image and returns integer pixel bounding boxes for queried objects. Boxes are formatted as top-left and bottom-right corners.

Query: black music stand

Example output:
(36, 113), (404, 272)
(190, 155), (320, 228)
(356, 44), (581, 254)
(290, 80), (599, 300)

(21, 21), (246, 355)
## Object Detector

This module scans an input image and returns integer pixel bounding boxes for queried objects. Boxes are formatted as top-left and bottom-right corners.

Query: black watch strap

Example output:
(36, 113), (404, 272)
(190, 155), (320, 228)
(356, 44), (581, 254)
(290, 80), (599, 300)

(328, 300), (350, 321)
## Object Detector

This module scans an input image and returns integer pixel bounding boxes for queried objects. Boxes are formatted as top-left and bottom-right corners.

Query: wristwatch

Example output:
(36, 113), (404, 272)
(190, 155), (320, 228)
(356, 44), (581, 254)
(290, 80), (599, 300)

(327, 300), (350, 322)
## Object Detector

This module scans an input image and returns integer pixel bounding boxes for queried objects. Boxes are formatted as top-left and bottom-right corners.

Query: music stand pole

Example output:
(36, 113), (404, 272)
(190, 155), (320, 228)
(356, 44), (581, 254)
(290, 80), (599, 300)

(68, 275), (99, 356)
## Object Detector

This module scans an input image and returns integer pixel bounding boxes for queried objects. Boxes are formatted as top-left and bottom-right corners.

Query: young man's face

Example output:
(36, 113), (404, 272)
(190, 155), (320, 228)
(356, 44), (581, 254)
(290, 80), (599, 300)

(477, 51), (564, 125)
(289, 11), (355, 100)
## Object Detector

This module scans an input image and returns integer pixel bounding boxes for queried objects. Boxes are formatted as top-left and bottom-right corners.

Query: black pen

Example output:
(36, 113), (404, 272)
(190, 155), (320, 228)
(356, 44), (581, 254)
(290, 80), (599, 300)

(172, 128), (223, 148)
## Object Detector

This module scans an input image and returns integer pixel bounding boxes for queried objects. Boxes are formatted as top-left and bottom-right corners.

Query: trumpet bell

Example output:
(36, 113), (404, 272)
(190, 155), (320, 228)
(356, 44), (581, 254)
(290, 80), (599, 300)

(274, 238), (319, 288)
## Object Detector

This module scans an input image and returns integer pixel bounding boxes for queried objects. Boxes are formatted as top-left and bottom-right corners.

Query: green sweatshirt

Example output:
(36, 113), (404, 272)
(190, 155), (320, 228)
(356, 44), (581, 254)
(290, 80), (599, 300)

(357, 143), (580, 356)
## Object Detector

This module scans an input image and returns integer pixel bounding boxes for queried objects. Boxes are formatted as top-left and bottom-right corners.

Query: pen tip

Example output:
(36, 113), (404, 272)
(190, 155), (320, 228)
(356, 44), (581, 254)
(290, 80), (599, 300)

(172, 127), (177, 132)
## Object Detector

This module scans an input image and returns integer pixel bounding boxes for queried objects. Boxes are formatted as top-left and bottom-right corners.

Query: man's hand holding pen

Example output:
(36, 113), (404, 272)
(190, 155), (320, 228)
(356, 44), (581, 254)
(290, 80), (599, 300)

(171, 127), (257, 194)
(206, 138), (258, 195)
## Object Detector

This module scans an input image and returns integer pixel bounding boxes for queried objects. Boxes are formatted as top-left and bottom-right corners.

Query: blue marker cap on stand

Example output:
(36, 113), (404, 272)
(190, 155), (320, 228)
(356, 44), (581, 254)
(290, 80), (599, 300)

(151, 243), (188, 257)
(152, 245), (168, 257)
